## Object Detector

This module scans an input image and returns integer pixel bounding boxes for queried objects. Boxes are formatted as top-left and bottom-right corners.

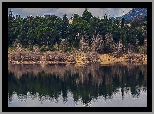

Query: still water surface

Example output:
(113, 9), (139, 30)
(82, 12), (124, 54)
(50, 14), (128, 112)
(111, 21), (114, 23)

(8, 64), (147, 107)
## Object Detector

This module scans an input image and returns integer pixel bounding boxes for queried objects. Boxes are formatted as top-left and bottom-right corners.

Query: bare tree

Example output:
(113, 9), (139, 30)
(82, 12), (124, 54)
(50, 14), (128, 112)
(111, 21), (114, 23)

(79, 36), (90, 53)
(33, 45), (40, 53)
(60, 38), (69, 52)
(91, 34), (104, 52)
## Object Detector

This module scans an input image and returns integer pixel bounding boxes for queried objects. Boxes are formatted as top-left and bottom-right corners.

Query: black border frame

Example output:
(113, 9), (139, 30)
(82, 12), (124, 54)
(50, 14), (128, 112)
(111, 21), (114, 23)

(2, 2), (152, 112)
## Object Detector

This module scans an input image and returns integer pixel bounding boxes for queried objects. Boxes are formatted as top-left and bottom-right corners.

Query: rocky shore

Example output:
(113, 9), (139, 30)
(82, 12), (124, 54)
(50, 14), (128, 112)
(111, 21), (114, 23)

(8, 50), (147, 66)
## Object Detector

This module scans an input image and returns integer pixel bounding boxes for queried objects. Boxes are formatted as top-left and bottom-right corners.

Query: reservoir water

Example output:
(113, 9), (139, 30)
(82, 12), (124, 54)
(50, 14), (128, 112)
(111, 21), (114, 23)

(8, 64), (147, 107)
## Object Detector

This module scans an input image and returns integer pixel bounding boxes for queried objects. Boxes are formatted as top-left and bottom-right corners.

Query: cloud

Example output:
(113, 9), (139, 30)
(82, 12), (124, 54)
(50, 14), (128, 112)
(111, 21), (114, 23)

(90, 8), (133, 18)
(55, 8), (85, 16)
(21, 8), (49, 14)
(54, 8), (132, 18)
(9, 8), (132, 18)
(54, 8), (111, 18)
(117, 8), (133, 17)
(88, 8), (103, 18)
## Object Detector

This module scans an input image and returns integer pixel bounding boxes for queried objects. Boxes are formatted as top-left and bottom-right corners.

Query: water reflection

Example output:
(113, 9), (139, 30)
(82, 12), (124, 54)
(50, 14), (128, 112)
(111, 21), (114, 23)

(8, 64), (147, 107)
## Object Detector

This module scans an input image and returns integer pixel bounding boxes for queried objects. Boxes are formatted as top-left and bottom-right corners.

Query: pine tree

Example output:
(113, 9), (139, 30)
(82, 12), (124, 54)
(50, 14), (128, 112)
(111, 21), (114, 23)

(121, 18), (125, 28)
(82, 8), (93, 22)
(62, 14), (69, 39)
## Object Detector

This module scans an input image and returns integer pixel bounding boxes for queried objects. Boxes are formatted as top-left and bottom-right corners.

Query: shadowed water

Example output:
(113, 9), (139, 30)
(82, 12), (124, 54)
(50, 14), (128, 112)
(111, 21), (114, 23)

(8, 64), (147, 107)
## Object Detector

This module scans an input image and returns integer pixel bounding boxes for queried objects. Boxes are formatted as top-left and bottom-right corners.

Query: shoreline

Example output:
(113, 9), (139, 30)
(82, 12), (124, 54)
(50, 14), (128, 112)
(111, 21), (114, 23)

(8, 51), (147, 66)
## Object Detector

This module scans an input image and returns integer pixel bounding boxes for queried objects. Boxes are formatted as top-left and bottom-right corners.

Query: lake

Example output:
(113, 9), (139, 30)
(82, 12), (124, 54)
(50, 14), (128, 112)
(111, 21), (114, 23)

(8, 64), (147, 107)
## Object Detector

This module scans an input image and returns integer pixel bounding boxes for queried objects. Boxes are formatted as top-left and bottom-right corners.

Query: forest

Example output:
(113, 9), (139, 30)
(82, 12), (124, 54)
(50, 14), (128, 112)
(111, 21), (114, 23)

(8, 8), (147, 54)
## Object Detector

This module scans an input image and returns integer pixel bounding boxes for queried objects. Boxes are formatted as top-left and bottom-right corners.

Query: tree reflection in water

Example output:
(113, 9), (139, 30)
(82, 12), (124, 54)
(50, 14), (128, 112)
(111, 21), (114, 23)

(8, 64), (147, 106)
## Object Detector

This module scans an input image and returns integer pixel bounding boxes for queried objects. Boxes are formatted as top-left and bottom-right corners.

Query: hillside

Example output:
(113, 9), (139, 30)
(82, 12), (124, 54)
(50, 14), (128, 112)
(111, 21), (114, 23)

(111, 8), (147, 20)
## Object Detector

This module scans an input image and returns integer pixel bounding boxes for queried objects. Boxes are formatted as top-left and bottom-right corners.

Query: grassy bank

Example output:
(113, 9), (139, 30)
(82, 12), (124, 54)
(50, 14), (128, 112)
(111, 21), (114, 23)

(99, 53), (147, 65)
(8, 49), (147, 66)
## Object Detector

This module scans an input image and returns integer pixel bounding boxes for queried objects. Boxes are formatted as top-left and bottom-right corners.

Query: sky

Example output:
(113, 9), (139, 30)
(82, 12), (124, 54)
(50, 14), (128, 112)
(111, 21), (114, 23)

(8, 88), (147, 107)
(8, 8), (133, 19)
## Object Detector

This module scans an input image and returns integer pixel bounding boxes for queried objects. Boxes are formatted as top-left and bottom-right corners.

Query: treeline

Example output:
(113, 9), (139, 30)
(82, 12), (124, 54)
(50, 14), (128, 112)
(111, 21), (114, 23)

(8, 9), (147, 53)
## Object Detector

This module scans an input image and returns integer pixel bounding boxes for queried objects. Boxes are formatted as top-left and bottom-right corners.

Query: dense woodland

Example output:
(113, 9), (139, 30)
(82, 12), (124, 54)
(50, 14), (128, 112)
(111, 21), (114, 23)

(8, 8), (147, 54)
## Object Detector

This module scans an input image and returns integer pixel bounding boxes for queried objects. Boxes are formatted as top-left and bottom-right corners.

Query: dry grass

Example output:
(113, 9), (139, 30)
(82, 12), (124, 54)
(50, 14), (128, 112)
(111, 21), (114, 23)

(8, 49), (147, 65)
(99, 53), (147, 65)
